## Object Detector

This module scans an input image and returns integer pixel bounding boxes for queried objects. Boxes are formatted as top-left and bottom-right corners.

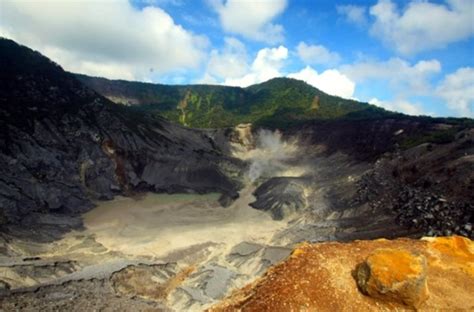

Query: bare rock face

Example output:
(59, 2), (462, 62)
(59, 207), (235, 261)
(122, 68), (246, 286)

(250, 177), (308, 220)
(355, 249), (429, 308)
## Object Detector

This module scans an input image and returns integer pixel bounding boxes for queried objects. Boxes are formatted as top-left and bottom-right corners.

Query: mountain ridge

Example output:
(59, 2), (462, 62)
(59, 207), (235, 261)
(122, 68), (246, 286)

(76, 73), (394, 128)
(76, 71), (473, 156)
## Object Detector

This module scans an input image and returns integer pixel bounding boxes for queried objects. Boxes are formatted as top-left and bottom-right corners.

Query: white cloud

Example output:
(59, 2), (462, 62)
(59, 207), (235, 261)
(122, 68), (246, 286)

(197, 72), (219, 85)
(336, 5), (367, 26)
(204, 43), (354, 97)
(253, 45), (288, 73)
(340, 57), (446, 116)
(0, 0), (208, 80)
(206, 37), (249, 81)
(224, 46), (288, 87)
(296, 42), (341, 66)
(209, 0), (287, 44)
(341, 57), (441, 97)
(287, 66), (355, 99)
(369, 98), (423, 116)
(436, 67), (474, 117)
(369, 0), (474, 55)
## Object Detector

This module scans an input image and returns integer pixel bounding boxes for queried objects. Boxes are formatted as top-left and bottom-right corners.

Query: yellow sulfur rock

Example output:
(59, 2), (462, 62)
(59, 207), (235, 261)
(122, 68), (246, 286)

(425, 236), (474, 276)
(355, 248), (429, 308)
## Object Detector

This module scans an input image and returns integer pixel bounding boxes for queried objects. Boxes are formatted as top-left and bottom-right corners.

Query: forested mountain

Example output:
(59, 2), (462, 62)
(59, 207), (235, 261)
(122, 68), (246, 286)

(77, 74), (393, 128)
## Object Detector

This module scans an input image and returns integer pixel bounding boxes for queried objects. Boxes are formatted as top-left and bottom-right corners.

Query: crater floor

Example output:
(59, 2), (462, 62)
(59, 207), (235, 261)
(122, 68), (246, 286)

(83, 190), (284, 258)
(0, 189), (293, 311)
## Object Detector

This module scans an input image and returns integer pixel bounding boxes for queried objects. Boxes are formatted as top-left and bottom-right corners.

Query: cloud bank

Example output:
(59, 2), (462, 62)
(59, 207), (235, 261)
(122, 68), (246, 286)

(436, 67), (474, 117)
(0, 0), (208, 80)
(341, 57), (441, 98)
(369, 0), (474, 55)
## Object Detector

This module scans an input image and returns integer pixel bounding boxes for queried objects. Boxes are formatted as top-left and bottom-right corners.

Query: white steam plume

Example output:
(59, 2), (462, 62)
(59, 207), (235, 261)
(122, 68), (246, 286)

(245, 129), (299, 182)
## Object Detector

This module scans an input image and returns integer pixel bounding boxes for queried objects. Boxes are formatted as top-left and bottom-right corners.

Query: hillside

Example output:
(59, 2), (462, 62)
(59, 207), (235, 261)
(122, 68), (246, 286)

(0, 38), (242, 240)
(76, 74), (392, 128)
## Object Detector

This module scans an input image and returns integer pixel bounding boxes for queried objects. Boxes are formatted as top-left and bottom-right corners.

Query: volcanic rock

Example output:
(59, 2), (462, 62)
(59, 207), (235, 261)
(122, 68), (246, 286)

(211, 236), (474, 311)
(250, 177), (307, 220)
(355, 249), (429, 308)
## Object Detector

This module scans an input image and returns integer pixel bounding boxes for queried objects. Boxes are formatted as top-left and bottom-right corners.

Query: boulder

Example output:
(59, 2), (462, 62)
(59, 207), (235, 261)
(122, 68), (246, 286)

(355, 248), (429, 308)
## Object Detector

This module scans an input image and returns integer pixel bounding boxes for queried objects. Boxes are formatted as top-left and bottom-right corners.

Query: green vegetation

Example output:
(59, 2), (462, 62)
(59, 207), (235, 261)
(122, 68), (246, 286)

(398, 117), (474, 149)
(399, 128), (457, 149)
(77, 75), (393, 129)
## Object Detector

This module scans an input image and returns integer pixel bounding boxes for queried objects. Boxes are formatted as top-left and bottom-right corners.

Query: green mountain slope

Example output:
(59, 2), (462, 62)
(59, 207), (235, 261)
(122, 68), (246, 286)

(76, 74), (394, 128)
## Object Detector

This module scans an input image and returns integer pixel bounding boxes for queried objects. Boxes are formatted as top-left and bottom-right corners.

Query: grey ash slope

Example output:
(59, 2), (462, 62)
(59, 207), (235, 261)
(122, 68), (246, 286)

(0, 38), (242, 240)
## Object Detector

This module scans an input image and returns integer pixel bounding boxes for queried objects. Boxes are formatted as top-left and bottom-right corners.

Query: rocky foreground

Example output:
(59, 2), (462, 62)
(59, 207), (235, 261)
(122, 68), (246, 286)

(2, 235), (472, 311)
(211, 236), (474, 311)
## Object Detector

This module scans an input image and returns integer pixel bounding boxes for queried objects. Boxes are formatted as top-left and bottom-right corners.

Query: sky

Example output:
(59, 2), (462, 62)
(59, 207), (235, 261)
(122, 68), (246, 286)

(0, 0), (473, 117)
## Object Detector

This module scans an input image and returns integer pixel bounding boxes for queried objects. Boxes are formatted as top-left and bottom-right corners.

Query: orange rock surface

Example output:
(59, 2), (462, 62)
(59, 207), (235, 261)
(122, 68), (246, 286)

(210, 236), (474, 311)
(355, 249), (428, 308)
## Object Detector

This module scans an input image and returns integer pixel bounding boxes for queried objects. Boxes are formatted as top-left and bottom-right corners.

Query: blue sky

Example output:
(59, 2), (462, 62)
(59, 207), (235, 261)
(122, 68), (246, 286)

(1, 0), (473, 117)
